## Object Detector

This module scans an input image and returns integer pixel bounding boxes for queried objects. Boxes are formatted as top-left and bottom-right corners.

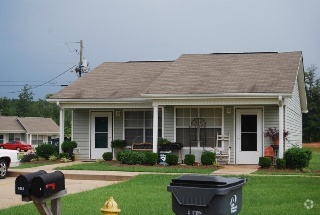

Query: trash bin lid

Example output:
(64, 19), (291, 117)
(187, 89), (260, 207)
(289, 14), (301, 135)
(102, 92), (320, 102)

(170, 175), (245, 188)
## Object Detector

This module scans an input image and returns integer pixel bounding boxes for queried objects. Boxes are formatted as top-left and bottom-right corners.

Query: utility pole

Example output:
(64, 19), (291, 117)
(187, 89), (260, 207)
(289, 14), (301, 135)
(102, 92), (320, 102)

(79, 40), (83, 77)
(75, 40), (88, 78)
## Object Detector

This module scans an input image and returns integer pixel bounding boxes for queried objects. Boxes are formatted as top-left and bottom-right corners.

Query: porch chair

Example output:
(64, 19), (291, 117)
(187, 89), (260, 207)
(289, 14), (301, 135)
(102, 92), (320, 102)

(215, 133), (231, 164)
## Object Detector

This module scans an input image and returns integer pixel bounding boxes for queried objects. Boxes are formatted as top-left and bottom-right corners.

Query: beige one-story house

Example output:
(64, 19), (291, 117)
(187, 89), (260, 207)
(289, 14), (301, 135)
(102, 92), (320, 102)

(0, 116), (60, 147)
(48, 51), (307, 164)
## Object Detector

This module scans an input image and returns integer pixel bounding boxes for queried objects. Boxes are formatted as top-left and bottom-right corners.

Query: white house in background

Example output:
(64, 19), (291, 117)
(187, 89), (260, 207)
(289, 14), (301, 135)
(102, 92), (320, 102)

(48, 51), (308, 164)
(0, 116), (60, 147)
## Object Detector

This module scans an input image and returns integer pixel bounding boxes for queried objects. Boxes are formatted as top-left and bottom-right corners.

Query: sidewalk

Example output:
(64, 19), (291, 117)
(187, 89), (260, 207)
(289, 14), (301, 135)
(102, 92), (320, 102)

(211, 164), (259, 175)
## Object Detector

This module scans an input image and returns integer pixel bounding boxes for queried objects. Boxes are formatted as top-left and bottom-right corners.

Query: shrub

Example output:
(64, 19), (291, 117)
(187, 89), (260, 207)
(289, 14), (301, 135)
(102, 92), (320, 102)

(276, 158), (286, 169)
(102, 152), (113, 161)
(184, 154), (195, 166)
(111, 139), (127, 148)
(166, 153), (179, 166)
(61, 140), (77, 152)
(35, 144), (59, 160)
(258, 157), (272, 169)
(284, 147), (312, 170)
(21, 152), (38, 162)
(144, 152), (158, 166)
(201, 151), (216, 165)
(58, 153), (70, 159)
(118, 151), (146, 165)
(116, 150), (130, 162)
(49, 155), (58, 161)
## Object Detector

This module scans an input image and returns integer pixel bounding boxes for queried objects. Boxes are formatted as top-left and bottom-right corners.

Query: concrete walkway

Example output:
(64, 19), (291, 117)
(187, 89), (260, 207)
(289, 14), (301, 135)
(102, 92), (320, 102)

(1, 161), (258, 210)
(211, 165), (259, 175)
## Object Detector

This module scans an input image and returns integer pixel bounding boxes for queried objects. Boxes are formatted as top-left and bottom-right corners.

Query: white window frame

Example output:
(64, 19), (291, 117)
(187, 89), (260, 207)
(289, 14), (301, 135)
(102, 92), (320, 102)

(123, 109), (162, 144)
(174, 106), (224, 148)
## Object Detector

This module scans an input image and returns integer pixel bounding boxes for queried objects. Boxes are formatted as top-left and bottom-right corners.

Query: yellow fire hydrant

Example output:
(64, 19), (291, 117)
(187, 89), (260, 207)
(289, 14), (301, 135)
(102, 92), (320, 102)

(100, 196), (121, 215)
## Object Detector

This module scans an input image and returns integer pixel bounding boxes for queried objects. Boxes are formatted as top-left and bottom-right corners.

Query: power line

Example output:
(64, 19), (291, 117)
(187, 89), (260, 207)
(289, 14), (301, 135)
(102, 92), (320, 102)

(0, 65), (77, 95)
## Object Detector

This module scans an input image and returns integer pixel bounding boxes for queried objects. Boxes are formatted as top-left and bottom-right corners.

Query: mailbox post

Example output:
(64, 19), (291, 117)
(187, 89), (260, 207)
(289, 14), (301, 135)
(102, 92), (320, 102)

(15, 171), (67, 215)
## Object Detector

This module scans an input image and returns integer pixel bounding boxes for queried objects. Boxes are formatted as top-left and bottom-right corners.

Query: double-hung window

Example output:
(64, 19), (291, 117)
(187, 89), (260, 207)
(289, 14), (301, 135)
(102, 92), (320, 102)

(176, 107), (222, 147)
(124, 110), (162, 144)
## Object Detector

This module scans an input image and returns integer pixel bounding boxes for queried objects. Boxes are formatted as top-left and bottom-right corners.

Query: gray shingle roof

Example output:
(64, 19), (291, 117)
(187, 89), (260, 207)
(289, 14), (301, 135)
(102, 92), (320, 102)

(17, 117), (59, 134)
(145, 52), (302, 95)
(0, 116), (25, 132)
(0, 116), (59, 134)
(50, 51), (302, 99)
(51, 61), (173, 99)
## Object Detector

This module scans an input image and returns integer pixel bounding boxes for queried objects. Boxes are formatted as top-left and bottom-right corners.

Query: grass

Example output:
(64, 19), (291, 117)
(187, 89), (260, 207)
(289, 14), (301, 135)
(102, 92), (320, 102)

(1, 174), (319, 215)
(55, 161), (218, 174)
(11, 161), (57, 169)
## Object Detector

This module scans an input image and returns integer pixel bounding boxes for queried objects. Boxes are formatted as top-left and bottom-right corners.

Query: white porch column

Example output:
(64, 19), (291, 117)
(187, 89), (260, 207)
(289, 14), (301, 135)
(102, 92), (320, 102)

(152, 105), (159, 153)
(59, 107), (65, 153)
(278, 96), (284, 158)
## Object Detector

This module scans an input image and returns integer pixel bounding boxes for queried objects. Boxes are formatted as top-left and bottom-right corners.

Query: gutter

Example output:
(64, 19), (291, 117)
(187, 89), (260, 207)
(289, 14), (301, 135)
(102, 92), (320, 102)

(140, 93), (293, 99)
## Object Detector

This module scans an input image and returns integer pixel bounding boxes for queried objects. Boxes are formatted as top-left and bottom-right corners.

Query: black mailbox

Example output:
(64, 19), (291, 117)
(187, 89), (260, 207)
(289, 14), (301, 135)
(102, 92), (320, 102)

(31, 171), (65, 198)
(15, 170), (47, 196)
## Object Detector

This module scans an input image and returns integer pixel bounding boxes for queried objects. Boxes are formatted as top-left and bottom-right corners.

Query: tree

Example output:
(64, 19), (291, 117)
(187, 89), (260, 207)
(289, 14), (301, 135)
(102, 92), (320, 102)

(303, 65), (320, 142)
(17, 84), (34, 117)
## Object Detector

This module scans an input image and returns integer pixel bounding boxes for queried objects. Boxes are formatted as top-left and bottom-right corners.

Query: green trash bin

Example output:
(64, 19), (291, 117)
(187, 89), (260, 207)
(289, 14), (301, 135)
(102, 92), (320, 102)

(167, 175), (247, 215)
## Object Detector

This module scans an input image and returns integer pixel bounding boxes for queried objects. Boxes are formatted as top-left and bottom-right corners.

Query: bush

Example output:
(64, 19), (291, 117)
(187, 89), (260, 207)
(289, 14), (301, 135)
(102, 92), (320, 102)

(35, 144), (59, 160)
(184, 154), (195, 166)
(284, 147), (312, 170)
(276, 158), (286, 169)
(49, 155), (58, 161)
(144, 152), (158, 166)
(116, 150), (130, 162)
(201, 151), (216, 165)
(166, 153), (178, 166)
(102, 152), (113, 161)
(58, 153), (70, 159)
(259, 157), (272, 169)
(111, 139), (127, 148)
(61, 140), (77, 152)
(21, 152), (38, 162)
(119, 151), (146, 165)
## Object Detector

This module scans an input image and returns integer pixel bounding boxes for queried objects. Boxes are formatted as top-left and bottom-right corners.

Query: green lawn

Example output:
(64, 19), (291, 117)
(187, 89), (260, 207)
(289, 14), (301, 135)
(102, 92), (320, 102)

(1, 174), (319, 215)
(55, 161), (217, 174)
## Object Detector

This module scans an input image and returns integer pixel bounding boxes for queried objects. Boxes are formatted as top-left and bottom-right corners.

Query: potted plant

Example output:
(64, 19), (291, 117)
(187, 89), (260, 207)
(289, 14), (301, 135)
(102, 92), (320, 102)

(264, 127), (289, 145)
(61, 140), (78, 161)
(158, 137), (171, 151)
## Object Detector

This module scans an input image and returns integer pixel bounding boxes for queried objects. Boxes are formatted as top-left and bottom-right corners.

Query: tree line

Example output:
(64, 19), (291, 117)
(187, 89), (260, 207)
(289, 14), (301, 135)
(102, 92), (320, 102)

(1, 65), (320, 142)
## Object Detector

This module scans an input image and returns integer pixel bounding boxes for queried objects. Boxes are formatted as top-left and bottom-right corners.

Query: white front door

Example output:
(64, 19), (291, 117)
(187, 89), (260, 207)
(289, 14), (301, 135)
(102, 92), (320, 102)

(236, 109), (263, 164)
(90, 112), (113, 159)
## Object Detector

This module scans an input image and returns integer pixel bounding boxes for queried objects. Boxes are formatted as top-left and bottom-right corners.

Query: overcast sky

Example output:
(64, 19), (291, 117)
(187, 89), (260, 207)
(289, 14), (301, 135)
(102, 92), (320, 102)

(1, 0), (319, 100)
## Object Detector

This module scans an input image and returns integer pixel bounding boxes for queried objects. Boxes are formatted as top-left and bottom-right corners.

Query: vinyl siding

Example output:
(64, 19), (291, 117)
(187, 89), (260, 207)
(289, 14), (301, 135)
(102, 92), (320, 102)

(163, 106), (174, 141)
(264, 106), (279, 147)
(114, 109), (123, 140)
(285, 80), (303, 148)
(72, 109), (90, 159)
(224, 107), (234, 164)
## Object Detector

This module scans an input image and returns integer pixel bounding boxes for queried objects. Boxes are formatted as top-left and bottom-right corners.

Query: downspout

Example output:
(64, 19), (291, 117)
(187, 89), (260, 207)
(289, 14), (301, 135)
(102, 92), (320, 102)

(278, 96), (284, 158)
(57, 101), (65, 153)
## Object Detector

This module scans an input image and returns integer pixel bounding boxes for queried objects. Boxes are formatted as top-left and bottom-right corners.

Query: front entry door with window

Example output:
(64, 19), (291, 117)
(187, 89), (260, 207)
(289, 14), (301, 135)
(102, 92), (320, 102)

(236, 109), (262, 164)
(91, 112), (112, 159)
